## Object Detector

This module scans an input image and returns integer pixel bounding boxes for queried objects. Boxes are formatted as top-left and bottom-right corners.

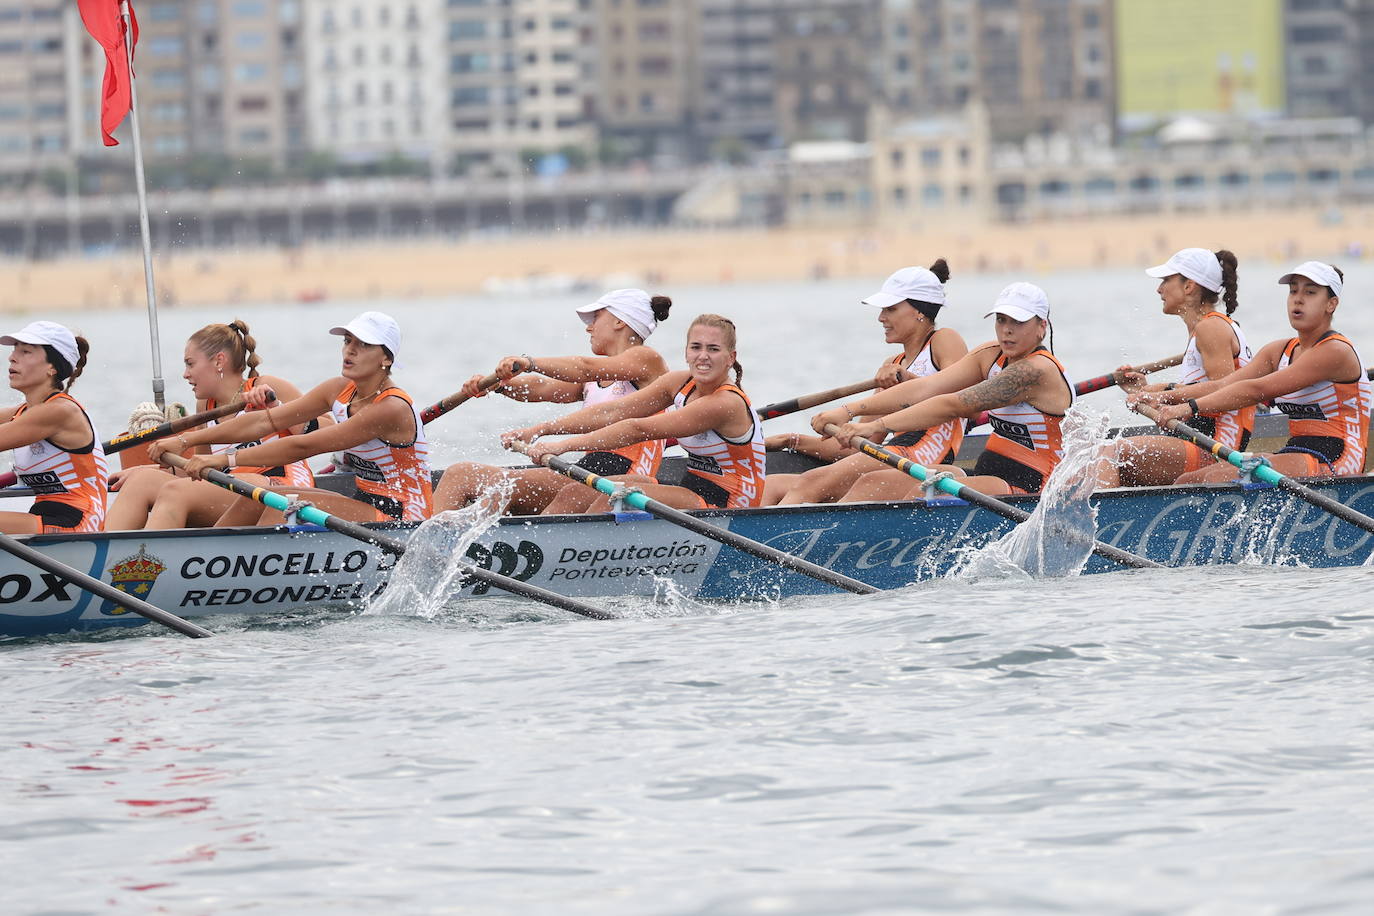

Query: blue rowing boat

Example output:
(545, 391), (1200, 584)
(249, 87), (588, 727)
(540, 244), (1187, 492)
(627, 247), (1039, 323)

(2, 469), (1371, 637)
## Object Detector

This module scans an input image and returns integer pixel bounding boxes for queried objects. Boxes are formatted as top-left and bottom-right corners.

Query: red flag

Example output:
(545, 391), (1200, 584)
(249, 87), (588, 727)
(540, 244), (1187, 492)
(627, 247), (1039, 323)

(78, 0), (139, 146)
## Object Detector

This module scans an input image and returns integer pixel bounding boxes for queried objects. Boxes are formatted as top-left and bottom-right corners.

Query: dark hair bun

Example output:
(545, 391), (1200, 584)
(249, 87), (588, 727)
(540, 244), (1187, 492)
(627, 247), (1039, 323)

(650, 295), (672, 322)
(928, 257), (951, 284)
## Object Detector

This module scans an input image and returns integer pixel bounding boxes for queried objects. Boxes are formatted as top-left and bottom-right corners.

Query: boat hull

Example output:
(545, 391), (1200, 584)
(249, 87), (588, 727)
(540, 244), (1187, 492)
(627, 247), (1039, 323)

(4, 474), (1374, 637)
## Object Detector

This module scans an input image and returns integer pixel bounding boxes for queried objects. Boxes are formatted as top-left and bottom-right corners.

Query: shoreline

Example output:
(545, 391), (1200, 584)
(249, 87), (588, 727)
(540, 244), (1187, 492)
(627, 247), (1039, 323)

(0, 206), (1369, 312)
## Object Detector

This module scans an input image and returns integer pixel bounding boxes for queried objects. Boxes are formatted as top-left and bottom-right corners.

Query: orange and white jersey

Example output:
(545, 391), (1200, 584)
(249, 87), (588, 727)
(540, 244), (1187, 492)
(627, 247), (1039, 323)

(983, 349), (1075, 478)
(582, 378), (663, 477)
(13, 392), (108, 532)
(1177, 311), (1254, 450)
(670, 379), (767, 509)
(885, 338), (964, 465)
(1274, 333), (1372, 475)
(207, 376), (314, 487)
(330, 382), (433, 521)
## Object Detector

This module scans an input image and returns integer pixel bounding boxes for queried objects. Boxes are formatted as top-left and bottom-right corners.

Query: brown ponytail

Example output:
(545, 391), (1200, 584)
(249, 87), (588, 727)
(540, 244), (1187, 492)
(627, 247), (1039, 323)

(650, 295), (672, 323)
(1207, 249), (1239, 315)
(688, 313), (743, 385)
(190, 319), (260, 376)
(928, 257), (950, 284)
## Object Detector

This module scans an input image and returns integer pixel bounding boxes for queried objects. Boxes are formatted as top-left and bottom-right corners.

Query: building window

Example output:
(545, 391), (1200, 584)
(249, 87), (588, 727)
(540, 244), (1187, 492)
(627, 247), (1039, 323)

(921, 147), (941, 167)
(233, 1), (267, 16)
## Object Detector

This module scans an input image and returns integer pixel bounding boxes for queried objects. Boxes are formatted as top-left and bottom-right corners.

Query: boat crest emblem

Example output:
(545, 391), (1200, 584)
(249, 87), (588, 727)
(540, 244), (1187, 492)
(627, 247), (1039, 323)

(100, 544), (168, 616)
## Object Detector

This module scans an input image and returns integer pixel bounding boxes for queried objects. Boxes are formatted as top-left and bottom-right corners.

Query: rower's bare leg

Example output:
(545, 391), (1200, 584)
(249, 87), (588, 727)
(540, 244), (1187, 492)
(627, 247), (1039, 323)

(953, 475), (1017, 497)
(252, 487), (395, 524)
(144, 477), (239, 529)
(105, 466), (176, 530)
(541, 483), (602, 515)
(212, 474), (286, 527)
(433, 463), (571, 515)
(776, 452), (888, 506)
(840, 469), (922, 502)
(1095, 435), (1199, 489)
(0, 511), (41, 534)
(1176, 452), (1319, 485)
(584, 481), (711, 512)
(761, 473), (800, 506)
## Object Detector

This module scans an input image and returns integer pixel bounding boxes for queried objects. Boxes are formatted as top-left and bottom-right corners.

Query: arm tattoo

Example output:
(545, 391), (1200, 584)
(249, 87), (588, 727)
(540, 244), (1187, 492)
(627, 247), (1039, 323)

(955, 361), (1042, 413)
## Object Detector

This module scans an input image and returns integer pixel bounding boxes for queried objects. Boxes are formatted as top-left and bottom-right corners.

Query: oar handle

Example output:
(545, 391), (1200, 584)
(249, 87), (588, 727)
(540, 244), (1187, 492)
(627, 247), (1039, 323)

(158, 453), (617, 620)
(509, 440), (878, 595)
(821, 423), (1160, 570)
(0, 532), (211, 637)
(421, 374), (501, 424)
(968, 353), (1188, 429)
(1132, 402), (1374, 535)
(757, 379), (879, 421)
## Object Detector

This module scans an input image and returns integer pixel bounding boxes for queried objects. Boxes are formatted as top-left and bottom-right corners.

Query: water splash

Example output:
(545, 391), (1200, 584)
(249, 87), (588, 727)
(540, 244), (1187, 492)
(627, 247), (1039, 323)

(957, 405), (1111, 580)
(364, 476), (515, 619)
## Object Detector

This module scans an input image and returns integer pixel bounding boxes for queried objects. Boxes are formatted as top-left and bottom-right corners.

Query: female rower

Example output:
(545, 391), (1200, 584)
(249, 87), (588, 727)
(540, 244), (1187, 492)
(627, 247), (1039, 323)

(433, 288), (672, 515)
(767, 259), (968, 505)
(0, 321), (105, 534)
(148, 311), (433, 523)
(513, 313), (766, 512)
(812, 282), (1074, 498)
(1144, 262), (1371, 481)
(106, 320), (310, 530)
(1095, 248), (1250, 488)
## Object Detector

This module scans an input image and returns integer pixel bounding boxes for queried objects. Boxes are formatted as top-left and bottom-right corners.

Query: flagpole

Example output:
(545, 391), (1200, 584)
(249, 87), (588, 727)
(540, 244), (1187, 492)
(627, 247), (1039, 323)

(118, 0), (165, 410)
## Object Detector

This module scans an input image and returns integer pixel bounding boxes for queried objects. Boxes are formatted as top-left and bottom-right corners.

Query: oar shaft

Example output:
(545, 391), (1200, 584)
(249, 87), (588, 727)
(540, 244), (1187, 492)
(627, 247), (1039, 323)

(0, 534), (210, 637)
(159, 455), (615, 620)
(971, 354), (1187, 429)
(512, 443), (878, 595)
(103, 399), (249, 455)
(1134, 404), (1374, 535)
(822, 424), (1160, 570)
(757, 379), (878, 421)
(421, 374), (500, 424)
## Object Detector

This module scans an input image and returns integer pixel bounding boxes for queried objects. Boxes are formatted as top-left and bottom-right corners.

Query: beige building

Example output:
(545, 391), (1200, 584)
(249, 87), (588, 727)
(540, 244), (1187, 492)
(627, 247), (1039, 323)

(0, 1), (69, 175)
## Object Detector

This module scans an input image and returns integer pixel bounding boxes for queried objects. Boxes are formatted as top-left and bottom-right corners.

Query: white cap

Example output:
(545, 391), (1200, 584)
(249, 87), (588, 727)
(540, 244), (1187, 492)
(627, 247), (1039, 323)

(575, 288), (658, 341)
(1145, 248), (1223, 293)
(329, 311), (403, 370)
(0, 320), (79, 371)
(861, 266), (947, 308)
(1279, 261), (1343, 297)
(984, 282), (1050, 323)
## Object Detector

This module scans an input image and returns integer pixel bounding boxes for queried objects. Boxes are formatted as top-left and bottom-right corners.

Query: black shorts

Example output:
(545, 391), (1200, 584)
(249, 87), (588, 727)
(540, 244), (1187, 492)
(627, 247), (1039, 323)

(679, 471), (731, 509)
(1279, 435), (1343, 466)
(353, 489), (405, 521)
(574, 451), (632, 476)
(28, 500), (84, 529)
(1175, 416), (1252, 451)
(972, 449), (1045, 494)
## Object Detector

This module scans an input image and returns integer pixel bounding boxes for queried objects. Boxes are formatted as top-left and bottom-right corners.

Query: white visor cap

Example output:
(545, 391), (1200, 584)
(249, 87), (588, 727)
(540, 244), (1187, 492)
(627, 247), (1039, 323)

(861, 266), (947, 309)
(0, 320), (79, 371)
(983, 282), (1050, 323)
(1145, 248), (1224, 293)
(1279, 261), (1343, 297)
(329, 311), (403, 370)
(575, 288), (657, 341)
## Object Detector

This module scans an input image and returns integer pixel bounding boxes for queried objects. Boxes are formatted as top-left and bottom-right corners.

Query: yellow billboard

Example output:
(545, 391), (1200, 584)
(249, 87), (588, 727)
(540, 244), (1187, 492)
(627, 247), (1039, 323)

(1116, 0), (1284, 123)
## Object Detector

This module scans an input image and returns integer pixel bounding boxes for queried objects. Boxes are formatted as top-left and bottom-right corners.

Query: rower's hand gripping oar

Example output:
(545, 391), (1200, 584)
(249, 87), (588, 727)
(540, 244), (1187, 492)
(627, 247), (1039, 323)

(757, 379), (880, 421)
(822, 423), (1161, 571)
(0, 398), (261, 490)
(421, 373), (501, 424)
(967, 354), (1187, 431)
(508, 440), (879, 595)
(0, 532), (211, 637)
(1133, 403), (1374, 536)
(158, 453), (615, 621)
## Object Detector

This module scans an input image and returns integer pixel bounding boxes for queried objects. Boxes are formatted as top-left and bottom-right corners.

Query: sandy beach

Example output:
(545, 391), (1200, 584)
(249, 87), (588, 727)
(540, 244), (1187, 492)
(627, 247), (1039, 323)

(0, 206), (1370, 312)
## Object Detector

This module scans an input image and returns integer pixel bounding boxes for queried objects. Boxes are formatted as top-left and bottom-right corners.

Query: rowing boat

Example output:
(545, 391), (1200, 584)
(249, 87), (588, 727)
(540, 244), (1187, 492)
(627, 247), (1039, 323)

(3, 425), (1372, 636)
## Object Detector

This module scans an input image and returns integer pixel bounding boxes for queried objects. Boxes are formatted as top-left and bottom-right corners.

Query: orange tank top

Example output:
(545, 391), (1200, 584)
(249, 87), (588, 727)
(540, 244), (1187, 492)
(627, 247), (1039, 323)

(1274, 332), (1372, 475)
(206, 376), (314, 487)
(671, 379), (767, 508)
(983, 348), (1076, 478)
(13, 392), (108, 532)
(330, 382), (433, 521)
(581, 379), (664, 476)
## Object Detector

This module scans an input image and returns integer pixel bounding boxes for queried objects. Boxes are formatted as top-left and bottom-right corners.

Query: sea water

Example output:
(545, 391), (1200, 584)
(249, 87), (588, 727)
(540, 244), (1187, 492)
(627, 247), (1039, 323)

(5, 266), (1374, 913)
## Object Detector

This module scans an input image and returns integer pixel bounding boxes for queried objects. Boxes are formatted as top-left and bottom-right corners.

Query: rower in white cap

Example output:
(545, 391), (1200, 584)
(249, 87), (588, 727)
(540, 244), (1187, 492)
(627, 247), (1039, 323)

(1143, 262), (1373, 482)
(0, 321), (108, 534)
(812, 282), (1077, 498)
(433, 289), (674, 516)
(150, 311), (434, 524)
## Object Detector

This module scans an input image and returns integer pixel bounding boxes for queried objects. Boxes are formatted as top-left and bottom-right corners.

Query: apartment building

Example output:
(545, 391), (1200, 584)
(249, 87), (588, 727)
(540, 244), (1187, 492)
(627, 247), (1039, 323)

(0, 1), (74, 176)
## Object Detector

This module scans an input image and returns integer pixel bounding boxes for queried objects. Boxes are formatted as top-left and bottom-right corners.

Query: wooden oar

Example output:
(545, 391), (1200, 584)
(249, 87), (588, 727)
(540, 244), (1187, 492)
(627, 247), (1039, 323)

(420, 373), (500, 424)
(508, 440), (879, 595)
(968, 353), (1187, 431)
(0, 399), (258, 490)
(1133, 403), (1374, 536)
(821, 423), (1160, 570)
(0, 532), (211, 637)
(757, 379), (879, 420)
(158, 453), (615, 620)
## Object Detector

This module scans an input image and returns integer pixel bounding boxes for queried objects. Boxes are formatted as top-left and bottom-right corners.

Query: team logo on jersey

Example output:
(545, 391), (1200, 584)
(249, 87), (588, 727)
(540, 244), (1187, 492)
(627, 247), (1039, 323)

(101, 544), (168, 616)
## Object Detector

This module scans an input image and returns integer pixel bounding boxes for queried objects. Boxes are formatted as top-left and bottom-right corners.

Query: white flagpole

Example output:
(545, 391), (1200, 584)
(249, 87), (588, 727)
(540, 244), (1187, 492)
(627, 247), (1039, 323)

(118, 0), (165, 410)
